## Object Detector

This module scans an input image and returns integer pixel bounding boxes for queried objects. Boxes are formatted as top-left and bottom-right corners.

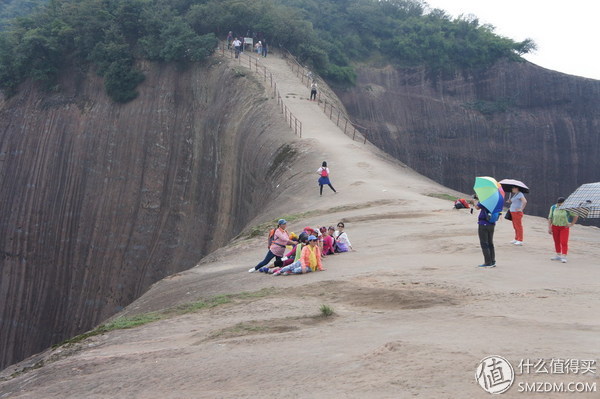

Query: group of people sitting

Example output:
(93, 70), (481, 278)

(248, 219), (352, 276)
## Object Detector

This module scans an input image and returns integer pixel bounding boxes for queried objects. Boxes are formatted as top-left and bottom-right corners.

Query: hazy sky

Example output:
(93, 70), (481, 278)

(424, 0), (600, 80)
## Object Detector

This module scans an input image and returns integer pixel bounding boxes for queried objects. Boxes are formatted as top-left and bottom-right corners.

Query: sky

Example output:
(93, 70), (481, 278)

(424, 0), (600, 80)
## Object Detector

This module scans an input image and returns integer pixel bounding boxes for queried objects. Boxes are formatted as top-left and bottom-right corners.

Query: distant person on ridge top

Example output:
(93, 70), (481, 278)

(227, 31), (233, 49)
(261, 38), (268, 57)
(548, 197), (578, 263)
(232, 37), (242, 58)
(317, 161), (336, 196)
(310, 81), (318, 101)
(507, 186), (527, 246)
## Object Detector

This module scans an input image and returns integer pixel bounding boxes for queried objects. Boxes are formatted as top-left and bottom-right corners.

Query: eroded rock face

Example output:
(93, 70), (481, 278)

(0, 61), (295, 369)
(337, 60), (600, 217)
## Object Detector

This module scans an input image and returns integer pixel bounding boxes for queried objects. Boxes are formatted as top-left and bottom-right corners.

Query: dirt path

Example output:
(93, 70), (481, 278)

(1, 50), (599, 399)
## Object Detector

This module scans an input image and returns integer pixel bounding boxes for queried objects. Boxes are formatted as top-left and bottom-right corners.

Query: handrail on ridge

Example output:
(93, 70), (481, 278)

(279, 49), (369, 144)
(217, 44), (302, 138)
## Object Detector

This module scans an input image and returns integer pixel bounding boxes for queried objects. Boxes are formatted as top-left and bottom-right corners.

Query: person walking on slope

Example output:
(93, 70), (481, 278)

(548, 197), (578, 263)
(317, 161), (336, 196)
(507, 186), (527, 245)
(473, 196), (496, 267)
(310, 81), (318, 101)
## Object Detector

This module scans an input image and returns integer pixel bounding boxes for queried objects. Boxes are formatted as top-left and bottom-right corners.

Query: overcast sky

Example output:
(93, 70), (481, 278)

(424, 0), (600, 80)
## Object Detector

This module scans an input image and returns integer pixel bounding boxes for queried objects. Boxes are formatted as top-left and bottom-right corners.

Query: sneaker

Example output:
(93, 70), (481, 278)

(478, 264), (495, 268)
(282, 272), (290, 276)
(513, 241), (523, 246)
(560, 257), (568, 263)
(510, 240), (518, 244)
(261, 267), (271, 273)
(248, 267), (257, 273)
(273, 272), (280, 276)
(550, 255), (562, 261)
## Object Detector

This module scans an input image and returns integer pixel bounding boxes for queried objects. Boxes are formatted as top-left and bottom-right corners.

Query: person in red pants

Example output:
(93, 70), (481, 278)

(508, 187), (527, 245)
(548, 197), (578, 263)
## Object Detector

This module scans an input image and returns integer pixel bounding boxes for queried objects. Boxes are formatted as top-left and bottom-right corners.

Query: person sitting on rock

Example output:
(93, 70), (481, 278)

(322, 226), (336, 256)
(277, 232), (308, 269)
(273, 235), (324, 275)
(334, 222), (352, 252)
(249, 219), (296, 272)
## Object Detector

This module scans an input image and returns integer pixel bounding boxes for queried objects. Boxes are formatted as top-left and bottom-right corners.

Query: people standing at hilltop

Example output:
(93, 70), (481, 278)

(507, 187), (527, 245)
(548, 197), (578, 263)
(232, 37), (242, 58)
(227, 31), (233, 49)
(249, 219), (297, 272)
(261, 38), (268, 57)
(310, 81), (318, 101)
(473, 196), (496, 267)
(334, 222), (353, 252)
(317, 161), (336, 196)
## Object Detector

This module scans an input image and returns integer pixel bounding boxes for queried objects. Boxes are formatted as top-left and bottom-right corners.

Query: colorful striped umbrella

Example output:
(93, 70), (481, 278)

(473, 176), (505, 213)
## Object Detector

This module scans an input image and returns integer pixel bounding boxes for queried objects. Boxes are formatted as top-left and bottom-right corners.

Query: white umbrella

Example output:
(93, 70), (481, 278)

(499, 179), (529, 194)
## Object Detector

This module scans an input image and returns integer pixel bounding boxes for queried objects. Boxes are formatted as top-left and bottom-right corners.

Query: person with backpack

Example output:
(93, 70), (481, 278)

(317, 161), (337, 196)
(474, 196), (497, 267)
(548, 197), (578, 263)
(249, 219), (297, 272)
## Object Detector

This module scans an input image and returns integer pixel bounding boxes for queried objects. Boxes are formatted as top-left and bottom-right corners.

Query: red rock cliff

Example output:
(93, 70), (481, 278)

(337, 60), (600, 217)
(0, 61), (297, 369)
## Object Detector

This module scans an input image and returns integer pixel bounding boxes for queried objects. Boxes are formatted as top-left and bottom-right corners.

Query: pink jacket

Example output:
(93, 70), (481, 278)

(269, 228), (289, 257)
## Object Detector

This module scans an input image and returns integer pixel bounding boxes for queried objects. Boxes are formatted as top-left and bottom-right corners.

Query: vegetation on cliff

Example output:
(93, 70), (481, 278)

(0, 0), (48, 31)
(0, 0), (535, 102)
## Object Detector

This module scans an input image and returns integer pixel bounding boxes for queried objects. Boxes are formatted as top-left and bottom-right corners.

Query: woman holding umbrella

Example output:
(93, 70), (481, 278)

(508, 187), (527, 245)
(548, 197), (578, 263)
(500, 179), (529, 246)
(473, 177), (505, 267)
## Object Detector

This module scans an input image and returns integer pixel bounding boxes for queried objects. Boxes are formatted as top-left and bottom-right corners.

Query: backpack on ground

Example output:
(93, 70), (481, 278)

(454, 198), (470, 209)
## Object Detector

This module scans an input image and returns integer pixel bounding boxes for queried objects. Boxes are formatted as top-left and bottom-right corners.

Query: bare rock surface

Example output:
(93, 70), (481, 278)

(1, 51), (599, 398)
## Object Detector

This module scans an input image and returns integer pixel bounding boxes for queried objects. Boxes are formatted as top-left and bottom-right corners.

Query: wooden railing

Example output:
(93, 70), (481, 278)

(281, 49), (369, 144)
(218, 45), (302, 138)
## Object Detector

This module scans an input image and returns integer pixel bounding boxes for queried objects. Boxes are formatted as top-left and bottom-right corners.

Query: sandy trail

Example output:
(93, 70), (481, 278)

(1, 50), (599, 399)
